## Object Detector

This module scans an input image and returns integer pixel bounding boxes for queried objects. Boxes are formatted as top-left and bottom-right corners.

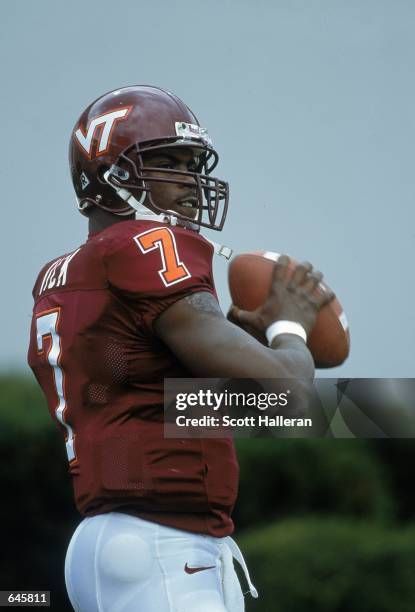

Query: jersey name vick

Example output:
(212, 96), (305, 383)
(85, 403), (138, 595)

(39, 249), (81, 295)
(74, 107), (131, 159)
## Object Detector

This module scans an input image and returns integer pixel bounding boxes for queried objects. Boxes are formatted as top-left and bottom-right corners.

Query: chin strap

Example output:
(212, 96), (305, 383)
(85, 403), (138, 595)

(103, 169), (148, 211)
(101, 169), (233, 259)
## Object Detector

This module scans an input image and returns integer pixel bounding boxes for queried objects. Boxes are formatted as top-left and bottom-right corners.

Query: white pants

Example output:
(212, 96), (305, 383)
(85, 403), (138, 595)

(65, 512), (257, 612)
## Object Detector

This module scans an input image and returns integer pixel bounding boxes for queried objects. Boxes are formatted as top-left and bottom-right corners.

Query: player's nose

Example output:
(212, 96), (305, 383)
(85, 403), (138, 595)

(177, 167), (197, 188)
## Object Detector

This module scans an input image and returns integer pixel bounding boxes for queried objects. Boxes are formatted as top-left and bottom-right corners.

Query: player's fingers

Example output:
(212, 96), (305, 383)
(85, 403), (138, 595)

(302, 270), (323, 293)
(287, 261), (312, 290)
(272, 255), (290, 283)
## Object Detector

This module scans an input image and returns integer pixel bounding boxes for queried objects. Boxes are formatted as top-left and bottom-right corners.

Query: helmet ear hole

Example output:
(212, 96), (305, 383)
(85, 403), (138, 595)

(99, 164), (130, 184)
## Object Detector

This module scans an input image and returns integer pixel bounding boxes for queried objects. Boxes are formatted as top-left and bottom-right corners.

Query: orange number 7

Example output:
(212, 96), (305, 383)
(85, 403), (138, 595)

(134, 227), (191, 287)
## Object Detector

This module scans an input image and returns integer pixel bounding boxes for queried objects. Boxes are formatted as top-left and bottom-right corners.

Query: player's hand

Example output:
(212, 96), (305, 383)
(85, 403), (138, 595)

(227, 255), (335, 338)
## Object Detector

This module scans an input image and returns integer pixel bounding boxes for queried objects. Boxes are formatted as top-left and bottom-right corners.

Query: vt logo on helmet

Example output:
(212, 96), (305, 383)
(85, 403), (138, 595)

(74, 107), (131, 159)
(69, 85), (229, 231)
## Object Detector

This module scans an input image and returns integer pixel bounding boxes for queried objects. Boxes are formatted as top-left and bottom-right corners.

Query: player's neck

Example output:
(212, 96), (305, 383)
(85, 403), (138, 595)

(88, 209), (135, 235)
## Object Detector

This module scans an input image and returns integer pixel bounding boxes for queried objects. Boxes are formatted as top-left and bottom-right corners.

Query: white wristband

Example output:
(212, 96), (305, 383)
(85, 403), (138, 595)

(265, 320), (307, 346)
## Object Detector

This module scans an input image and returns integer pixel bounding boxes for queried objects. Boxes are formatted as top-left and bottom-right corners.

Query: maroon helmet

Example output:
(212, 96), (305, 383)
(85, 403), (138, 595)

(69, 85), (229, 231)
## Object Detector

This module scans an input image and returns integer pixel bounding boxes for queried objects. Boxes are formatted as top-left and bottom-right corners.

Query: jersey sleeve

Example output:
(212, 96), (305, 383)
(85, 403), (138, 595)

(104, 224), (217, 330)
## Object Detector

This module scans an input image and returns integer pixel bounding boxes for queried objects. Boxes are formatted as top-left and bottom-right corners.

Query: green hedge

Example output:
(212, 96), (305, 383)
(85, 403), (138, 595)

(368, 439), (415, 522)
(0, 373), (52, 437)
(240, 518), (415, 612)
(234, 439), (394, 529)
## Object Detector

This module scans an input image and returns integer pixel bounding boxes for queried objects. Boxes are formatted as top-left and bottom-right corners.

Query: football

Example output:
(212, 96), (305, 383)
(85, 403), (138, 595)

(228, 251), (350, 368)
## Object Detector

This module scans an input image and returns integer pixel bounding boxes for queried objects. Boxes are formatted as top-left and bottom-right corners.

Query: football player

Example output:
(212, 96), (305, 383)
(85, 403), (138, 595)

(28, 85), (333, 612)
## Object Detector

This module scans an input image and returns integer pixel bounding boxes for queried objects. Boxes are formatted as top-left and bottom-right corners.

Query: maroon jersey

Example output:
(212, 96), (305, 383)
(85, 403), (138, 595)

(28, 220), (239, 537)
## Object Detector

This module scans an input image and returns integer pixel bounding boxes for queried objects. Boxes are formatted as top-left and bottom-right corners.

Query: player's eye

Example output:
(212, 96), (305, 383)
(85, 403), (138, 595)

(154, 162), (173, 169)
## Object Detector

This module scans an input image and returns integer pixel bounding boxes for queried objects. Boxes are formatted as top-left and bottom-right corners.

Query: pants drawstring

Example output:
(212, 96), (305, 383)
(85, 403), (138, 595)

(224, 537), (258, 599)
